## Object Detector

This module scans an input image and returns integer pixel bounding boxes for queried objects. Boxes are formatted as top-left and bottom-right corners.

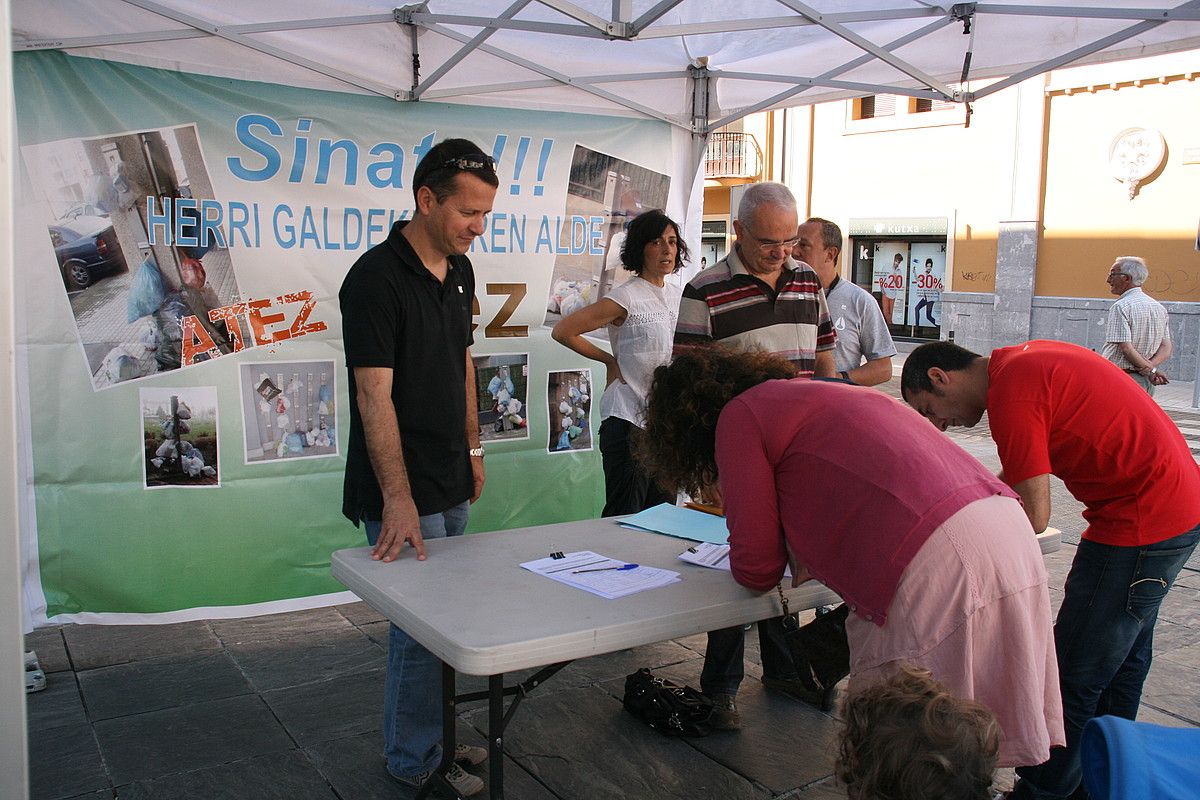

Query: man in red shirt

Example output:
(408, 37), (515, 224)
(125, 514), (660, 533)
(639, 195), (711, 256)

(900, 340), (1200, 800)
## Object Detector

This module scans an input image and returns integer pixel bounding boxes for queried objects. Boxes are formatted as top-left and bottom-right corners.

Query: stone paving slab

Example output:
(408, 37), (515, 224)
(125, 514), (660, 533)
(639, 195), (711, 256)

(25, 673), (88, 733)
(92, 694), (294, 785)
(78, 651), (252, 721)
(262, 667), (385, 746)
(648, 660), (840, 794)
(304, 723), (560, 800)
(61, 621), (222, 670)
(210, 606), (354, 644)
(116, 750), (339, 800)
(339, 600), (388, 626)
(1140, 656), (1200, 725)
(496, 683), (771, 800)
(25, 626), (71, 674)
(361, 619), (390, 647)
(227, 626), (384, 692)
(28, 722), (108, 800)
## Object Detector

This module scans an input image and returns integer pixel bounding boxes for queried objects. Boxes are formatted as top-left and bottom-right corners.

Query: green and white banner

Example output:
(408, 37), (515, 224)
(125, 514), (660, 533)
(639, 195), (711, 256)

(13, 51), (687, 623)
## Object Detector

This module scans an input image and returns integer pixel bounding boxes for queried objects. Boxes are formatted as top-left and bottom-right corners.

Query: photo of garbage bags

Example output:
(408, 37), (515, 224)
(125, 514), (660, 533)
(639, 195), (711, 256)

(239, 361), (338, 463)
(542, 145), (670, 329)
(546, 369), (592, 453)
(474, 353), (530, 443)
(22, 124), (242, 390)
(140, 386), (219, 488)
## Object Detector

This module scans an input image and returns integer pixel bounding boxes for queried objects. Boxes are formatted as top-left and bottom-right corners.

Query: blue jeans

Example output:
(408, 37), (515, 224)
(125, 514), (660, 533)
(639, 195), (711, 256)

(364, 501), (470, 779)
(1013, 522), (1200, 799)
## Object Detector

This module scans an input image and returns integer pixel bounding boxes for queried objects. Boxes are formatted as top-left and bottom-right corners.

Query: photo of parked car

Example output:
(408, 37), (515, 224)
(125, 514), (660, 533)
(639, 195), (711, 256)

(48, 215), (127, 290)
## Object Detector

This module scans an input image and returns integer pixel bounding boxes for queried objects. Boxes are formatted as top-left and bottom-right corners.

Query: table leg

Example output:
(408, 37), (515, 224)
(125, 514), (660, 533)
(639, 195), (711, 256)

(488, 674), (504, 799)
(415, 661), (466, 800)
(421, 661), (570, 799)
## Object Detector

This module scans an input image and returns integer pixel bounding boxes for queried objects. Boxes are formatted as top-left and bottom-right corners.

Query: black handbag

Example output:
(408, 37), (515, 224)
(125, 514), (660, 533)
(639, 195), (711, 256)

(622, 668), (714, 737)
(777, 586), (851, 711)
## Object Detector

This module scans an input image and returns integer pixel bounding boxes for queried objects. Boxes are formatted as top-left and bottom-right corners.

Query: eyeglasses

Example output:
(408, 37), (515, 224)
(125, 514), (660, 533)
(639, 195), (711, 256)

(745, 231), (800, 254)
(441, 155), (496, 173)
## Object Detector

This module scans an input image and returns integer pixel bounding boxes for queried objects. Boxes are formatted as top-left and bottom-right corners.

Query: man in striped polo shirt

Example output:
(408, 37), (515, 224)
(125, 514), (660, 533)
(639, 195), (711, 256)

(672, 182), (836, 729)
(675, 182), (837, 376)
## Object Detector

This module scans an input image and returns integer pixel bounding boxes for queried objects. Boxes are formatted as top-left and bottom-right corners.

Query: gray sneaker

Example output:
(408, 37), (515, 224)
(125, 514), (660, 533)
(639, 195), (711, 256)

(391, 763), (485, 797)
(454, 743), (488, 766)
(708, 693), (741, 730)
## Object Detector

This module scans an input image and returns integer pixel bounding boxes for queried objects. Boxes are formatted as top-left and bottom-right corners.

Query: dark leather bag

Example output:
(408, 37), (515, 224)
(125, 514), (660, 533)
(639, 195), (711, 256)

(778, 592), (851, 710)
(622, 668), (714, 737)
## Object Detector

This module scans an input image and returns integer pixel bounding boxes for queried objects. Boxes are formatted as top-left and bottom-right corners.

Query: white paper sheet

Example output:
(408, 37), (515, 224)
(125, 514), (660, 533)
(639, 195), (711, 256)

(520, 550), (680, 599)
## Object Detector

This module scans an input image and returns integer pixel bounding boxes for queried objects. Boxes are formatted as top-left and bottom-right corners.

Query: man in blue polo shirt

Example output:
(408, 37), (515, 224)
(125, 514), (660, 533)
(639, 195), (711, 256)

(339, 138), (498, 796)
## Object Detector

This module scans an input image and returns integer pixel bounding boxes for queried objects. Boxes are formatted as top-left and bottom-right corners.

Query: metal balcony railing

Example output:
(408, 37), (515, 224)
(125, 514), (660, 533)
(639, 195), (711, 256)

(704, 132), (762, 180)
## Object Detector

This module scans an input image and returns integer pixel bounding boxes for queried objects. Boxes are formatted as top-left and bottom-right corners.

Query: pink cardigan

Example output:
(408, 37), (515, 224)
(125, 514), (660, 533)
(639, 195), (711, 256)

(715, 379), (1015, 626)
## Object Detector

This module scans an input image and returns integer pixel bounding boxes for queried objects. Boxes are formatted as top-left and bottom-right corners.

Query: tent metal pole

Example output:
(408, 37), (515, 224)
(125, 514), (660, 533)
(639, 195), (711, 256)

(115, 0), (404, 100)
(687, 61), (711, 223)
(704, 16), (953, 133)
(973, 4), (1200, 22)
(629, 0), (685, 34)
(967, 0), (1200, 101)
(410, 0), (533, 99)
(423, 71), (690, 99)
(534, 0), (616, 35)
(423, 80), (562, 99)
(11, 14), (396, 51)
(713, 72), (949, 100)
(405, 7), (943, 41)
(773, 0), (959, 99)
(422, 21), (690, 128)
(409, 13), (606, 38)
(638, 7), (944, 38)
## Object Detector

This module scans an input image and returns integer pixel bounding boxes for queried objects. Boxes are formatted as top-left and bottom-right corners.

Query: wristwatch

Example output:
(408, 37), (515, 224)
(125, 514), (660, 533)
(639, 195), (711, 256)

(469, 446), (485, 458)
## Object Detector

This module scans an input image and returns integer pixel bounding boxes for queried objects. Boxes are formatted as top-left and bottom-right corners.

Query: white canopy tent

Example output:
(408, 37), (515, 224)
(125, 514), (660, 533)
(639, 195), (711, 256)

(3, 4), (1200, 796)
(11, 1), (1200, 137)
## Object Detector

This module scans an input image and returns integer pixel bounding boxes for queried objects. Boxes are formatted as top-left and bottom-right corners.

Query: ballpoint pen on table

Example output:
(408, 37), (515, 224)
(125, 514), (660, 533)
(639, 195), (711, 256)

(572, 563), (639, 574)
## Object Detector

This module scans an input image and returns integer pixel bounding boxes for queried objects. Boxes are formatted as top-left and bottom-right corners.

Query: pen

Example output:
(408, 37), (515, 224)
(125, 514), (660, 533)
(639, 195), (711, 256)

(572, 563), (638, 574)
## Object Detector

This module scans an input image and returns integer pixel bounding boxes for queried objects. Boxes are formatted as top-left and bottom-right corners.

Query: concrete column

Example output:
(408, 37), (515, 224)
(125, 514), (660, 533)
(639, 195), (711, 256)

(987, 76), (1049, 348)
(991, 220), (1040, 346)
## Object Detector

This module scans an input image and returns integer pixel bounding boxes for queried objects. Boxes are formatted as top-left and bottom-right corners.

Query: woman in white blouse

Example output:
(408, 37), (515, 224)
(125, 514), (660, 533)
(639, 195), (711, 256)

(552, 210), (688, 516)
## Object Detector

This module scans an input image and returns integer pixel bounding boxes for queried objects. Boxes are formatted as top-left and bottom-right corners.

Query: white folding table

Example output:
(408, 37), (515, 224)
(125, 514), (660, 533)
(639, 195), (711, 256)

(332, 518), (1060, 799)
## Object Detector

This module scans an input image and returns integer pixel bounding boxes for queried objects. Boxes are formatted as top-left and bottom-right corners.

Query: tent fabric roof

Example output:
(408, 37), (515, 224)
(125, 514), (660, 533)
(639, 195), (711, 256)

(12, 1), (1200, 130)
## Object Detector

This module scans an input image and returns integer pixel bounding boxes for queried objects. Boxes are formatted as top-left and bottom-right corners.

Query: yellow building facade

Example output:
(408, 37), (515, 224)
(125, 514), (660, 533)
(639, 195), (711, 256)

(703, 50), (1200, 376)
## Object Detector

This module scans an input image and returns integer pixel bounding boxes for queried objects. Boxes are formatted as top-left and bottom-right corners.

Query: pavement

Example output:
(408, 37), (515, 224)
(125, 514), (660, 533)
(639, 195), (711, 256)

(24, 370), (1200, 800)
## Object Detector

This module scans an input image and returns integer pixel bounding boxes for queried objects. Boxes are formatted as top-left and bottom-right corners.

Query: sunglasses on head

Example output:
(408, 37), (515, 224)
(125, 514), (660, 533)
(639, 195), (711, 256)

(440, 155), (496, 173)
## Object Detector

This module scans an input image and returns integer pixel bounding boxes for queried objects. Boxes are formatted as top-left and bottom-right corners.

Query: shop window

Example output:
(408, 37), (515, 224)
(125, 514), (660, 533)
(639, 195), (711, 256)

(851, 237), (947, 341)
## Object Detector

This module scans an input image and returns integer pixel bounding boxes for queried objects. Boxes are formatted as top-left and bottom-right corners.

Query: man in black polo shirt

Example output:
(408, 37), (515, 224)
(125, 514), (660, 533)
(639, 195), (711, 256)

(339, 138), (498, 796)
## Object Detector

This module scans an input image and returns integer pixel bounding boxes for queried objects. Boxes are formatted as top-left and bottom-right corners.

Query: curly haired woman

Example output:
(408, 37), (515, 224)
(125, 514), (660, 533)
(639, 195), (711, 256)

(837, 664), (1001, 800)
(639, 346), (1064, 768)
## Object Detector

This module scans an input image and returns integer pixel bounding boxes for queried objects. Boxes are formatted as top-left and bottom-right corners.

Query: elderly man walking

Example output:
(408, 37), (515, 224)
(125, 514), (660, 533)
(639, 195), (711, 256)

(1101, 255), (1172, 395)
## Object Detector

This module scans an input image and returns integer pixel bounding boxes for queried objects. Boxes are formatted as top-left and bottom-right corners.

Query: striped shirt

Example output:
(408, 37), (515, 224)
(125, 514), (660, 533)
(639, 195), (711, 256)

(1101, 287), (1170, 371)
(674, 247), (836, 375)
